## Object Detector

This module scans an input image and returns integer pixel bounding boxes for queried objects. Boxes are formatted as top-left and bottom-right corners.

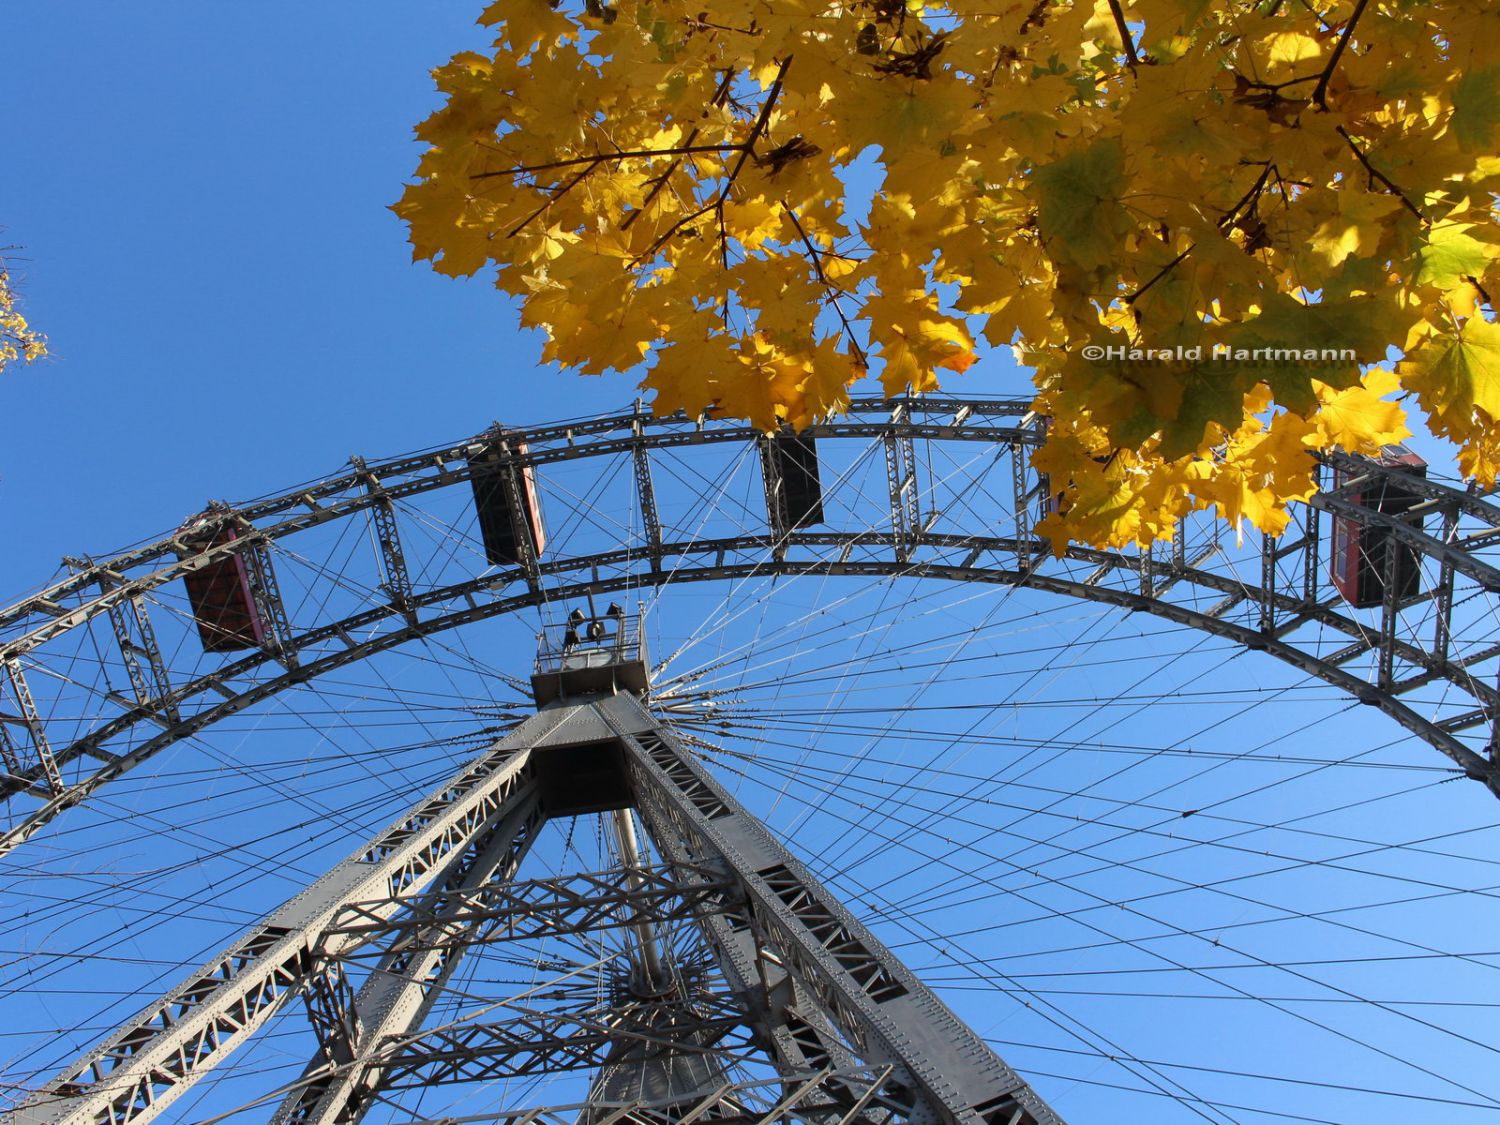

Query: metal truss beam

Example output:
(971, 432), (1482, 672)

(10, 715), (548, 1125)
(104, 590), (178, 724)
(4, 393), (1481, 659)
(340, 1065), (900, 1125)
(62, 556), (180, 726)
(273, 785), (544, 1125)
(237, 527), (299, 667)
(12, 697), (1066, 1125)
(1311, 491), (1500, 592)
(882, 405), (922, 564)
(632, 405), (664, 572)
(377, 999), (753, 1088)
(351, 456), (417, 624)
(0, 658), (62, 793)
(7, 525), (1500, 856)
(5, 402), (1500, 850)
(647, 813), (871, 1089)
(1011, 412), (1047, 566)
(600, 695), (1064, 1125)
(325, 863), (739, 951)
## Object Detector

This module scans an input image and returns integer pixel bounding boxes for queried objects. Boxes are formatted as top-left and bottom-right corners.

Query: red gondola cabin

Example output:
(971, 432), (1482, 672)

(179, 523), (269, 652)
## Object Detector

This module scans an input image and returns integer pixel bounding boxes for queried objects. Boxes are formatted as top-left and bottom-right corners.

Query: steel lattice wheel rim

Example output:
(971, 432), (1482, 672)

(4, 397), (1500, 1123)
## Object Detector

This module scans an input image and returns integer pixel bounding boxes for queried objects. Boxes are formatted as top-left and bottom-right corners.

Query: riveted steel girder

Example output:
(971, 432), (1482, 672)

(10, 697), (1068, 1125)
(3, 399), (1500, 854)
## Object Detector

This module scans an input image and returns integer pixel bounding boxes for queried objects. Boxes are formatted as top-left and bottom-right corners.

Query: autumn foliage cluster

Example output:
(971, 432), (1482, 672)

(0, 265), (45, 374)
(397, 0), (1500, 548)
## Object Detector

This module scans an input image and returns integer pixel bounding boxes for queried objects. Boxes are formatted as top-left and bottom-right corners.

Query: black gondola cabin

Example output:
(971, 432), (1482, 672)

(1329, 445), (1428, 609)
(469, 433), (548, 567)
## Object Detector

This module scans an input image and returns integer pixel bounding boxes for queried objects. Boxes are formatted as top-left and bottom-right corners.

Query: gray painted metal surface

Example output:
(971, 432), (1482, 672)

(7, 695), (1066, 1125)
(3, 399), (1497, 858)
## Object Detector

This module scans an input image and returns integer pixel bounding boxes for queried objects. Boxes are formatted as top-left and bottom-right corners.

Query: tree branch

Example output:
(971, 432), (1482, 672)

(781, 200), (869, 368)
(506, 162), (596, 238)
(630, 56), (794, 268)
(1217, 161), (1274, 231)
(1125, 244), (1195, 305)
(622, 69), (737, 232)
(471, 144), (742, 180)
(1313, 0), (1369, 109)
(1464, 274), (1494, 309)
(1338, 126), (1425, 220)
(1106, 0), (1140, 68)
(723, 56), (792, 190)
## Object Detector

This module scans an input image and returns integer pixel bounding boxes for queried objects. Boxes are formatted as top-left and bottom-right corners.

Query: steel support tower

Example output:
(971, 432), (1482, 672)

(10, 615), (1063, 1125)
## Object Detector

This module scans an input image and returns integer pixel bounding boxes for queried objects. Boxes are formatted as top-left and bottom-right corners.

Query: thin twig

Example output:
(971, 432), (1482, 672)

(630, 56), (795, 268)
(1125, 161), (1273, 287)
(722, 56), (792, 191)
(633, 198), (720, 265)
(1338, 126), (1425, 220)
(1106, 0), (1140, 68)
(781, 200), (869, 368)
(1234, 74), (1328, 93)
(623, 69), (737, 231)
(1312, 0), (1369, 109)
(1216, 161), (1274, 231)
(506, 162), (596, 238)
(1125, 244), (1195, 305)
(471, 144), (742, 180)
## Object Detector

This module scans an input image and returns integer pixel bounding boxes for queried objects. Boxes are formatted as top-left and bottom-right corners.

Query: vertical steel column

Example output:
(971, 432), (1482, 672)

(238, 527), (300, 668)
(0, 658), (61, 793)
(883, 404), (921, 565)
(352, 456), (418, 625)
(1434, 503), (1458, 666)
(1379, 516), (1403, 690)
(1260, 530), (1277, 635)
(610, 807), (669, 991)
(633, 404), (664, 573)
(1303, 462), (1322, 605)
(1014, 411), (1050, 566)
(599, 694), (1065, 1125)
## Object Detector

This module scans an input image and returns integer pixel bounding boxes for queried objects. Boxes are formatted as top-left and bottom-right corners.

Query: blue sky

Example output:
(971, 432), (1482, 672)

(1, 4), (647, 589)
(0, 3), (1042, 598)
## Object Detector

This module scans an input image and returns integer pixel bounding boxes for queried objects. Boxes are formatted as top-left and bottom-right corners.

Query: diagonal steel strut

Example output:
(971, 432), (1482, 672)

(10, 697), (1066, 1125)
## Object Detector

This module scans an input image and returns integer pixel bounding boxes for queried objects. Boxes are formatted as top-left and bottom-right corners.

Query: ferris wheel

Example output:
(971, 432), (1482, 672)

(3, 396), (1500, 1125)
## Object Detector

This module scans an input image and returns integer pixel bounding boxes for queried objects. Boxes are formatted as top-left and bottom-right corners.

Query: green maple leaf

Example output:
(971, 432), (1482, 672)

(1402, 318), (1500, 421)
(1416, 222), (1493, 290)
(1452, 67), (1500, 153)
(1034, 137), (1133, 274)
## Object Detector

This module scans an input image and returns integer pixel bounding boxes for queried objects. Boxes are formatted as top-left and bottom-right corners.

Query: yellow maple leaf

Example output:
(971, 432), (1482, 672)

(398, 0), (1500, 550)
(0, 267), (46, 372)
(479, 0), (576, 53)
(1313, 369), (1412, 453)
(1400, 317), (1500, 424)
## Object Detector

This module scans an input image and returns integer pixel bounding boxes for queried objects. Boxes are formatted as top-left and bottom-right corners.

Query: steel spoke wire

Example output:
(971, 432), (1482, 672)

(705, 745), (1500, 1109)
(5, 401), (1500, 1123)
